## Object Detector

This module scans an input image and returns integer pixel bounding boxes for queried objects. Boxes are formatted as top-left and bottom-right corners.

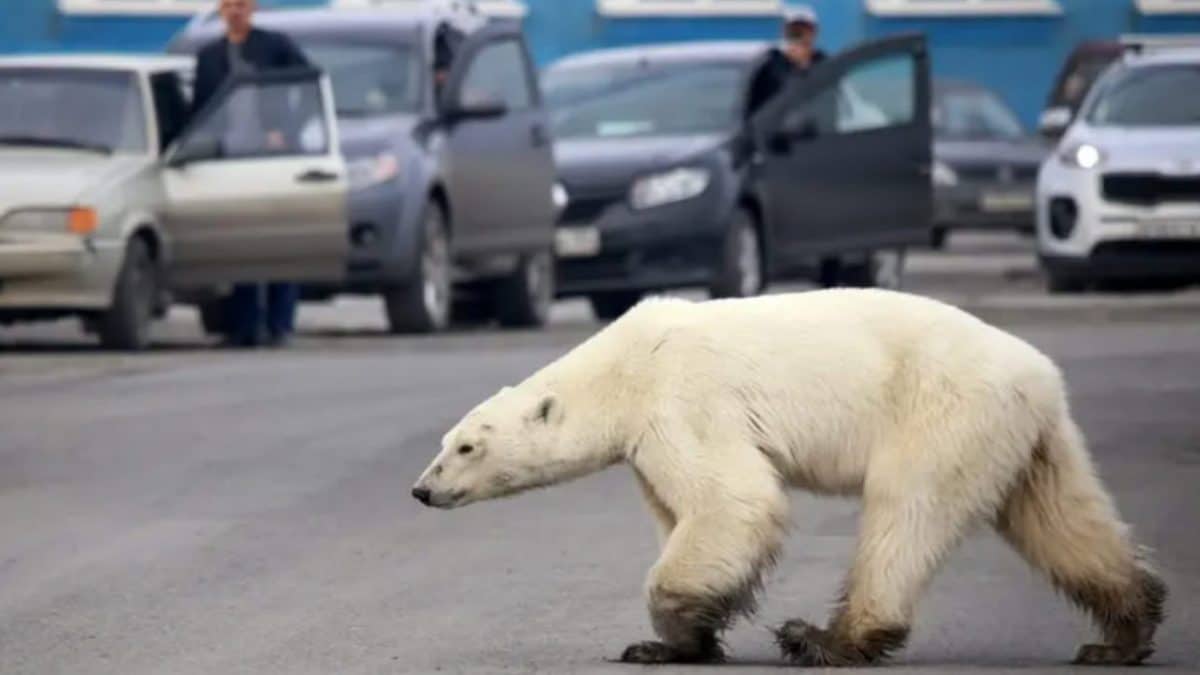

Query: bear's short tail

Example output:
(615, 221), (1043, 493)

(996, 412), (1167, 665)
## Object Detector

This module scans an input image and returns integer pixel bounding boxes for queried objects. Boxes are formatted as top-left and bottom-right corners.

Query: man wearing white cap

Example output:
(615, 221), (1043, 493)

(745, 4), (827, 119)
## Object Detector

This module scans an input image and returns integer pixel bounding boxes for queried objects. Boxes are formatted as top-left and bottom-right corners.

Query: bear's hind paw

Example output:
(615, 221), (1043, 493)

(1073, 643), (1154, 666)
(775, 619), (906, 668)
(619, 640), (724, 664)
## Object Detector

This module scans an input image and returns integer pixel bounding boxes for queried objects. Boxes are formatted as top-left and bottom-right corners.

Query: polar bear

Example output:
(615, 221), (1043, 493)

(411, 289), (1166, 667)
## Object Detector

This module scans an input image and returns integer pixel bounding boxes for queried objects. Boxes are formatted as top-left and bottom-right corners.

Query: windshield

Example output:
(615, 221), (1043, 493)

(1086, 64), (1200, 127)
(543, 62), (745, 140)
(933, 87), (1024, 140)
(0, 68), (146, 153)
(299, 42), (421, 117)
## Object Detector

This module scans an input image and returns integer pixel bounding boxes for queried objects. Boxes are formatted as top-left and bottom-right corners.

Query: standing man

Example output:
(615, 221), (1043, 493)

(193, 0), (310, 348)
(744, 5), (827, 120)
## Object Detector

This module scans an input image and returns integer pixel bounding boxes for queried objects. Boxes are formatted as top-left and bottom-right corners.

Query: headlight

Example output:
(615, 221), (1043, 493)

(2, 207), (97, 235)
(932, 160), (958, 188)
(347, 152), (402, 191)
(630, 167), (711, 210)
(1060, 143), (1105, 170)
(553, 182), (569, 211)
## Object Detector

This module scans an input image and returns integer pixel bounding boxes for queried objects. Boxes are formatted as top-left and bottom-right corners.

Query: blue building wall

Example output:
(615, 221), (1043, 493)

(3, 0), (1200, 127)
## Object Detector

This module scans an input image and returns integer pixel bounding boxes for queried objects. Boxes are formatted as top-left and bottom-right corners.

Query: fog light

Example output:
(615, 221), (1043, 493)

(1049, 197), (1078, 240)
(351, 223), (379, 248)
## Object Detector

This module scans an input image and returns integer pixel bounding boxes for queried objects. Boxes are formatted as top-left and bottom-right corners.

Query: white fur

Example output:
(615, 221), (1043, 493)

(414, 289), (1163, 664)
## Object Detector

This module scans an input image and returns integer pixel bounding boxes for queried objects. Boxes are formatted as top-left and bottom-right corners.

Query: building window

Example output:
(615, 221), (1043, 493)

(332, 0), (528, 18)
(1135, 0), (1200, 14)
(866, 0), (1063, 17)
(597, 0), (784, 18)
(58, 0), (211, 15)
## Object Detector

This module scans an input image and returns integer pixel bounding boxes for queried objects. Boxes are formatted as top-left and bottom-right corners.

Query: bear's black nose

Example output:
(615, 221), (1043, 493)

(412, 486), (432, 505)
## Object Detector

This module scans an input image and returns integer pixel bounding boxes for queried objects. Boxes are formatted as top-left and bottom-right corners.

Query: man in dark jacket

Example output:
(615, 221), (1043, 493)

(744, 5), (827, 121)
(194, 0), (310, 348)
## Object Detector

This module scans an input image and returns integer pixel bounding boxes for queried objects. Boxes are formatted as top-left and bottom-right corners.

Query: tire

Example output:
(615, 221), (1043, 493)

(821, 248), (907, 290)
(1047, 272), (1088, 294)
(588, 290), (643, 321)
(495, 249), (555, 329)
(930, 226), (948, 250)
(98, 237), (158, 351)
(384, 203), (452, 334)
(709, 207), (765, 299)
(198, 297), (228, 336)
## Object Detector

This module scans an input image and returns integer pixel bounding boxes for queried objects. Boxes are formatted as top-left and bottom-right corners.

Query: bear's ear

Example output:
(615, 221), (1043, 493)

(530, 394), (559, 425)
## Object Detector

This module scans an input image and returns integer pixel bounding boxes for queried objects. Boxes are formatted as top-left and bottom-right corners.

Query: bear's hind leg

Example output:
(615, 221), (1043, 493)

(777, 488), (978, 667)
(997, 417), (1167, 666)
(621, 504), (787, 664)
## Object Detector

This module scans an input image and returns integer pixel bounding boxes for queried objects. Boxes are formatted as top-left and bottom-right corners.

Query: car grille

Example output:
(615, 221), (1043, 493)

(955, 164), (1038, 183)
(1102, 173), (1200, 206)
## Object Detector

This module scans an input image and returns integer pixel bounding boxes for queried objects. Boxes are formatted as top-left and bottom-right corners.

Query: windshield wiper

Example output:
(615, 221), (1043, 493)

(0, 135), (113, 154)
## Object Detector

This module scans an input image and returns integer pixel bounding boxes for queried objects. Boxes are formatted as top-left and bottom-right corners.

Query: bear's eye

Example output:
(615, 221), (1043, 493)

(458, 444), (475, 456)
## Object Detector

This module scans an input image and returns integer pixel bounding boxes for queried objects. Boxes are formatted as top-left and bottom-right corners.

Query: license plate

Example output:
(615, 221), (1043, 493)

(1137, 220), (1200, 239)
(980, 190), (1034, 212)
(555, 226), (601, 258)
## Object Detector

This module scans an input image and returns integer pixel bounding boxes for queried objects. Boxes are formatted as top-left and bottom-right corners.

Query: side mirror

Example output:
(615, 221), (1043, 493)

(166, 135), (222, 168)
(442, 92), (509, 123)
(1038, 106), (1073, 138)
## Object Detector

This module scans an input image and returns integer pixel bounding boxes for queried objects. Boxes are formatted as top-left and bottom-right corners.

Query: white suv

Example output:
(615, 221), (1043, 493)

(1036, 45), (1200, 293)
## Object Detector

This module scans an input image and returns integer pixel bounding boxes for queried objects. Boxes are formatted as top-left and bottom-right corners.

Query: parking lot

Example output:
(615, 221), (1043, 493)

(2, 232), (1198, 674)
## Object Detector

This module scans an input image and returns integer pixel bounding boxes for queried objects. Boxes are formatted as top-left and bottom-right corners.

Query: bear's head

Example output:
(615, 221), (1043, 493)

(412, 384), (572, 509)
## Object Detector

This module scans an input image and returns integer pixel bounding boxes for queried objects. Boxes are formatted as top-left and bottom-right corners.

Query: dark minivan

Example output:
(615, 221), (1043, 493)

(169, 4), (558, 333)
(541, 36), (933, 319)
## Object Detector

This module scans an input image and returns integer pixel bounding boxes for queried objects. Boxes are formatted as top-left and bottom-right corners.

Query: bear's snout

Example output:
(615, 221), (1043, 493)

(411, 486), (432, 505)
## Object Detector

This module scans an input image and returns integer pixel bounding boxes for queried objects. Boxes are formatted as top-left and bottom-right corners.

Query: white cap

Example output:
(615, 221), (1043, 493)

(783, 4), (819, 28)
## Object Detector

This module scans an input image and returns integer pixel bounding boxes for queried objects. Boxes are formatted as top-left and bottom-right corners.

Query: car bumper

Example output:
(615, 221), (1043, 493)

(935, 182), (1035, 231)
(1041, 241), (1200, 282)
(1037, 159), (1200, 280)
(553, 189), (727, 296)
(301, 182), (408, 298)
(0, 234), (120, 311)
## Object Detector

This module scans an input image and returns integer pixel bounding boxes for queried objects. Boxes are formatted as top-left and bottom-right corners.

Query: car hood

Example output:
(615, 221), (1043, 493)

(336, 113), (421, 158)
(0, 150), (147, 217)
(553, 133), (727, 190)
(934, 138), (1050, 168)
(1067, 126), (1200, 171)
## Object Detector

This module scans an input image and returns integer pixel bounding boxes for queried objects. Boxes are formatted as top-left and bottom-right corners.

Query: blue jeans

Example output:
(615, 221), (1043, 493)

(226, 282), (298, 345)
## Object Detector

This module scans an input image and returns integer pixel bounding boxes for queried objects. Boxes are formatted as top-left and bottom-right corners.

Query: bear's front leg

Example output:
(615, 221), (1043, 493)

(620, 507), (785, 665)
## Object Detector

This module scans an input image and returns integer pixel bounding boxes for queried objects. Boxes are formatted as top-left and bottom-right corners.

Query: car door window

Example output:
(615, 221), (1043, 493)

(782, 52), (916, 138)
(176, 74), (330, 161)
(150, 72), (191, 151)
(457, 39), (534, 110)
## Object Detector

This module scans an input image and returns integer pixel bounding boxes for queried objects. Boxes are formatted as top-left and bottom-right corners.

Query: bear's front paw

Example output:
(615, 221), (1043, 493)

(619, 640), (724, 664)
(775, 619), (866, 668)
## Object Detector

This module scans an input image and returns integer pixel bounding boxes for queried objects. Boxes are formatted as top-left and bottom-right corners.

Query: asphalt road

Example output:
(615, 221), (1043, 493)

(2, 235), (1199, 674)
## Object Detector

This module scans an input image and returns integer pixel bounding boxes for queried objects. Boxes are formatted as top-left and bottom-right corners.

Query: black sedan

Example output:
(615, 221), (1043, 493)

(542, 37), (934, 320)
(930, 79), (1050, 248)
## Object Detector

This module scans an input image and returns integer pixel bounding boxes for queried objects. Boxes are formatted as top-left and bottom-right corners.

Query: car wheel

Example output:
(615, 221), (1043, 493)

(384, 203), (452, 334)
(588, 290), (643, 321)
(1047, 272), (1088, 294)
(496, 249), (555, 329)
(197, 297), (228, 336)
(97, 237), (158, 351)
(930, 226), (948, 250)
(709, 207), (764, 299)
(822, 248), (907, 290)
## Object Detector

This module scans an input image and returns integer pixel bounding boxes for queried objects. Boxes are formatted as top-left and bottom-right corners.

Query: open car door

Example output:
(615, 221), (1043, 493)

(439, 23), (557, 256)
(752, 34), (932, 261)
(160, 67), (348, 287)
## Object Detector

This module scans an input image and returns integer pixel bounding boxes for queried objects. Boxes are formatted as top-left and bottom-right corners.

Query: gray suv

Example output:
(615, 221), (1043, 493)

(169, 4), (558, 333)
